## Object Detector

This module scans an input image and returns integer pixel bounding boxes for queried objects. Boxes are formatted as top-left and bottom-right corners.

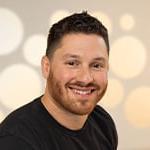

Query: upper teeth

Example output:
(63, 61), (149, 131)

(73, 89), (91, 95)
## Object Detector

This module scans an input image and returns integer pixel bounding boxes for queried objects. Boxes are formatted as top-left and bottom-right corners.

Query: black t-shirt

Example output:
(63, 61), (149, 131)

(0, 96), (118, 150)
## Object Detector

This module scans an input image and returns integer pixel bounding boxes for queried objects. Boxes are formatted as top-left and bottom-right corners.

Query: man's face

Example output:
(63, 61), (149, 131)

(45, 33), (109, 115)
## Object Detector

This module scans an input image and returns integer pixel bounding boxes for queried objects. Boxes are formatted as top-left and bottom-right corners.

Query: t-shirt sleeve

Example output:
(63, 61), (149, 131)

(0, 135), (34, 150)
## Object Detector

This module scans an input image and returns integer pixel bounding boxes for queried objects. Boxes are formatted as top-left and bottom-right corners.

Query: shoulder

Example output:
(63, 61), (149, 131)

(0, 135), (34, 150)
(90, 105), (118, 149)
(0, 96), (42, 149)
(0, 97), (39, 129)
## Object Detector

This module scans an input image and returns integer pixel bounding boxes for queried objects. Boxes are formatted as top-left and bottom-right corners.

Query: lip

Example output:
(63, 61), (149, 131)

(68, 85), (96, 97)
(68, 85), (96, 91)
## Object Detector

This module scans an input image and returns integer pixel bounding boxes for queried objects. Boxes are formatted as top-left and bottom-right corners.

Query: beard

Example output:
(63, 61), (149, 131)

(47, 70), (108, 116)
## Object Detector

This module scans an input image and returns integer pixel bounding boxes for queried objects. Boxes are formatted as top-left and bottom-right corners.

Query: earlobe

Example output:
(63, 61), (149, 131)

(41, 56), (50, 79)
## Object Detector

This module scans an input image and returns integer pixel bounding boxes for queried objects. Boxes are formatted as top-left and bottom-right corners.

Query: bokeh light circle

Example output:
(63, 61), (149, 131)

(124, 87), (150, 128)
(0, 8), (23, 55)
(110, 36), (146, 79)
(91, 11), (112, 34)
(120, 14), (135, 31)
(0, 64), (42, 109)
(99, 78), (124, 109)
(49, 10), (70, 26)
(23, 34), (46, 66)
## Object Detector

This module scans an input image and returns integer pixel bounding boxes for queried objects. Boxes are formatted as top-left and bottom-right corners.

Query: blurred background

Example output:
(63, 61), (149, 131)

(0, 0), (150, 149)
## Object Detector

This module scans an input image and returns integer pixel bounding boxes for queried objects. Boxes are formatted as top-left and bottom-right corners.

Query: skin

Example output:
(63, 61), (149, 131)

(41, 33), (109, 130)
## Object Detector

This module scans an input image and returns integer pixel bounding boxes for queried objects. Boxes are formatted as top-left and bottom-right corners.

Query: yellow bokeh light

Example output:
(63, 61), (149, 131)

(110, 36), (147, 79)
(0, 64), (42, 109)
(23, 34), (46, 66)
(120, 14), (135, 31)
(99, 78), (124, 109)
(125, 87), (150, 128)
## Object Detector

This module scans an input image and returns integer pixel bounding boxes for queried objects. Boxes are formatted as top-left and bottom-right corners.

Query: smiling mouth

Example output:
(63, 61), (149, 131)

(68, 86), (96, 96)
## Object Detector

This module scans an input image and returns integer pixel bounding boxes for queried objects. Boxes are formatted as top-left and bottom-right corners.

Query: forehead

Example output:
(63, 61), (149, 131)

(54, 33), (108, 60)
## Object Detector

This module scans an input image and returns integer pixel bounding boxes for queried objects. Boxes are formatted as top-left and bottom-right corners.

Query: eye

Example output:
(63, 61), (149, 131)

(92, 63), (104, 70)
(68, 61), (76, 66)
(93, 63), (101, 68)
(65, 60), (79, 67)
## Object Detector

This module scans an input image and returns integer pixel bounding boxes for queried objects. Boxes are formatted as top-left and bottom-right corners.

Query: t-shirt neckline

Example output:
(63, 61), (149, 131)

(36, 96), (90, 137)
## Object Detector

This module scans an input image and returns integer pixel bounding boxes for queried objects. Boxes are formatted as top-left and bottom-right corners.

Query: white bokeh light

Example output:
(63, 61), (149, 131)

(99, 78), (124, 109)
(120, 14), (135, 31)
(110, 36), (147, 79)
(0, 64), (42, 109)
(91, 11), (112, 34)
(125, 87), (150, 128)
(0, 8), (23, 55)
(49, 10), (70, 26)
(23, 34), (46, 66)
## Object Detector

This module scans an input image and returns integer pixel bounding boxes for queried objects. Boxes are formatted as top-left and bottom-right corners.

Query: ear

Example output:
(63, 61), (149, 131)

(41, 56), (50, 79)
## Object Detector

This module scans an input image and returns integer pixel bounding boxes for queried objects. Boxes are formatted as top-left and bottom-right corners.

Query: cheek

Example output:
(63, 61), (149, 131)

(95, 72), (108, 85)
(53, 67), (77, 82)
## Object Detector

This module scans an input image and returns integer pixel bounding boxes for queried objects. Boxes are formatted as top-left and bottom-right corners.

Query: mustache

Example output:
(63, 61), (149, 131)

(66, 81), (100, 89)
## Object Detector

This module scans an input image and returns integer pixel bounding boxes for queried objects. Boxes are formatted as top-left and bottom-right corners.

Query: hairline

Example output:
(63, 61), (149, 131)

(46, 31), (109, 59)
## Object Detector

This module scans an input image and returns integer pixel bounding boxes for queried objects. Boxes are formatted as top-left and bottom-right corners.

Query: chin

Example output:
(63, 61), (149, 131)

(70, 103), (96, 115)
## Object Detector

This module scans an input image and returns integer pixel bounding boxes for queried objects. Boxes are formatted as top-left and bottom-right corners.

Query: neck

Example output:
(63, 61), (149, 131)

(41, 93), (88, 130)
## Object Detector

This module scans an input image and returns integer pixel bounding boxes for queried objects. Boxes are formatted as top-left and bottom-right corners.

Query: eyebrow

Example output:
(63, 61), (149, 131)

(63, 54), (80, 59)
(93, 57), (106, 62)
(62, 53), (106, 62)
(63, 53), (105, 60)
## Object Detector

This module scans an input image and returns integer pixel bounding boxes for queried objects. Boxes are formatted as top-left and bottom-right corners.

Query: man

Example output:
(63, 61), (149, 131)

(0, 12), (118, 149)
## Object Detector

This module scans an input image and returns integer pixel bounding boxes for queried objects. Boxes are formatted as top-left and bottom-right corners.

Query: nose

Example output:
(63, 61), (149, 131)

(77, 66), (94, 84)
